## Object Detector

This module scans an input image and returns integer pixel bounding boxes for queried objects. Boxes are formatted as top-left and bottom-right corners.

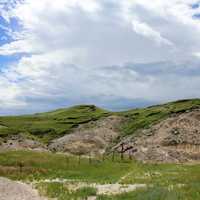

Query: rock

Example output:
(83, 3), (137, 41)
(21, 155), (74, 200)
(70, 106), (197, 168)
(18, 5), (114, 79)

(0, 177), (46, 200)
(0, 134), (48, 152)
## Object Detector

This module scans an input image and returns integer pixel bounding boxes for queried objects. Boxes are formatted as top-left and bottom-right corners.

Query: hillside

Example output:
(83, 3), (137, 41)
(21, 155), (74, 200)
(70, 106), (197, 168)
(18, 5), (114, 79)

(0, 105), (110, 143)
(1, 99), (200, 161)
(119, 98), (200, 136)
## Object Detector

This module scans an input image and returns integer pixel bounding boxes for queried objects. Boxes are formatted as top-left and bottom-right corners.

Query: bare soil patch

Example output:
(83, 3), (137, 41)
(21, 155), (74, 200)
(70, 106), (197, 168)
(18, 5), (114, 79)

(0, 177), (47, 200)
(48, 116), (123, 155)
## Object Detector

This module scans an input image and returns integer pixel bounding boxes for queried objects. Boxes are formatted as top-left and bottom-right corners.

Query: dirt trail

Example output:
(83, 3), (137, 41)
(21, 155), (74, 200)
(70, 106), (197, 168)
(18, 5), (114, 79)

(0, 177), (145, 199)
(33, 178), (146, 195)
(0, 177), (47, 200)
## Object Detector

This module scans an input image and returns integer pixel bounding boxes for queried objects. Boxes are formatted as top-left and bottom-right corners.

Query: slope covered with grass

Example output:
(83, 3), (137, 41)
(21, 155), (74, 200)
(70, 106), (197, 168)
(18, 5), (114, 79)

(0, 105), (110, 143)
(119, 99), (200, 136)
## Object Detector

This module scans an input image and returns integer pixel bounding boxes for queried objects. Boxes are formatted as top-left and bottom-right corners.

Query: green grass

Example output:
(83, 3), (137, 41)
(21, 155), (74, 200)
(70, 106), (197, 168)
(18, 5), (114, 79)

(0, 151), (132, 183)
(37, 183), (97, 200)
(0, 105), (110, 143)
(38, 183), (200, 200)
(96, 186), (188, 200)
(1, 151), (200, 200)
(97, 183), (200, 200)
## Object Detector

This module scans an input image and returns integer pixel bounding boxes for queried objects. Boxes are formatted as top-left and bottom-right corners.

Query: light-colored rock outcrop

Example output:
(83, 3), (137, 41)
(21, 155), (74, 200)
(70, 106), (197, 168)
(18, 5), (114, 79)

(116, 110), (200, 163)
(0, 177), (46, 200)
(48, 115), (123, 155)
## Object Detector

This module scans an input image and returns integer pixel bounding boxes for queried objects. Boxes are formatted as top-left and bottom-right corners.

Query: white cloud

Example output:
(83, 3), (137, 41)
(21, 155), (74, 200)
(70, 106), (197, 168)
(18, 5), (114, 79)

(131, 18), (174, 46)
(193, 52), (200, 58)
(0, 75), (25, 108)
(0, 39), (34, 55)
(0, 0), (200, 114)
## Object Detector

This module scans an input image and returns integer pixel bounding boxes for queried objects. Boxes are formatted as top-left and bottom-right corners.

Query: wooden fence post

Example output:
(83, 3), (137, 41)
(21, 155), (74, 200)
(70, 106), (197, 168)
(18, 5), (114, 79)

(66, 156), (69, 167)
(129, 150), (132, 160)
(78, 155), (81, 165)
(102, 153), (105, 162)
(121, 143), (124, 161)
(19, 162), (24, 173)
(89, 153), (92, 164)
(112, 151), (115, 162)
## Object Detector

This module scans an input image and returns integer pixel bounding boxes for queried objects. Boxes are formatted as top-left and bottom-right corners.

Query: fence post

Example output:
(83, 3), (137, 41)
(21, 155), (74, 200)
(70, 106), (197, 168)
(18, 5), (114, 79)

(18, 162), (24, 173)
(129, 150), (132, 160)
(102, 153), (105, 162)
(66, 156), (69, 167)
(112, 151), (115, 162)
(121, 143), (124, 161)
(78, 155), (81, 165)
(89, 153), (92, 164)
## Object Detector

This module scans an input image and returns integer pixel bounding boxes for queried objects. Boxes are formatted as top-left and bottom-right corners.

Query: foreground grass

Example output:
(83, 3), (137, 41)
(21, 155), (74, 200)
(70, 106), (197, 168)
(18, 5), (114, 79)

(1, 151), (200, 199)
(0, 151), (132, 183)
(37, 183), (97, 200)
(36, 183), (200, 200)
(97, 185), (200, 200)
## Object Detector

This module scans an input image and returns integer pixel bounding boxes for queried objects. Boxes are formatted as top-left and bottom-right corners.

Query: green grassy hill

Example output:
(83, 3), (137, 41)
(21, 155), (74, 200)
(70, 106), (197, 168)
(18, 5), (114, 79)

(1, 99), (200, 143)
(0, 105), (110, 143)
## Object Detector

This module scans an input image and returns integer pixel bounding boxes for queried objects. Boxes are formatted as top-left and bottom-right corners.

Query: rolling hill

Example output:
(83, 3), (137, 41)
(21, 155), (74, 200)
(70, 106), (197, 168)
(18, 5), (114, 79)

(1, 99), (200, 162)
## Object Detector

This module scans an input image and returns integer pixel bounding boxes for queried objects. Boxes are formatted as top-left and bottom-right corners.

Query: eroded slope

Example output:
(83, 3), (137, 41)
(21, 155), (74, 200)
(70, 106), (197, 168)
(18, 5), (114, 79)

(117, 109), (200, 163)
(49, 115), (123, 155)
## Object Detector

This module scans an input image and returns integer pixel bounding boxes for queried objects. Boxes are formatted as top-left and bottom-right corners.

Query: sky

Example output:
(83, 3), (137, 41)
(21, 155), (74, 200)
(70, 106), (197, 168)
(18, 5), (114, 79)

(0, 0), (200, 115)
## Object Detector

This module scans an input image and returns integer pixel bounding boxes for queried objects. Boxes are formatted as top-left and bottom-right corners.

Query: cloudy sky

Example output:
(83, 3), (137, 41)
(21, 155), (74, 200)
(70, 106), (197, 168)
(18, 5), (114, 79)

(0, 0), (200, 114)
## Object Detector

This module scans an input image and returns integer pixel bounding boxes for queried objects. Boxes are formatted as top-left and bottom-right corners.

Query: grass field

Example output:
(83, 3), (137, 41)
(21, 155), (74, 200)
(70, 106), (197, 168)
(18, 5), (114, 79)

(0, 151), (200, 200)
(0, 151), (132, 182)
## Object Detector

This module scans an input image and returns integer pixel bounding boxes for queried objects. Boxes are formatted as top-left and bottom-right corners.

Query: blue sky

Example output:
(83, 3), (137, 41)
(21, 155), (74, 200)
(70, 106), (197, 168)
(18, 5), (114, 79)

(1, 0), (200, 115)
(0, 14), (22, 70)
